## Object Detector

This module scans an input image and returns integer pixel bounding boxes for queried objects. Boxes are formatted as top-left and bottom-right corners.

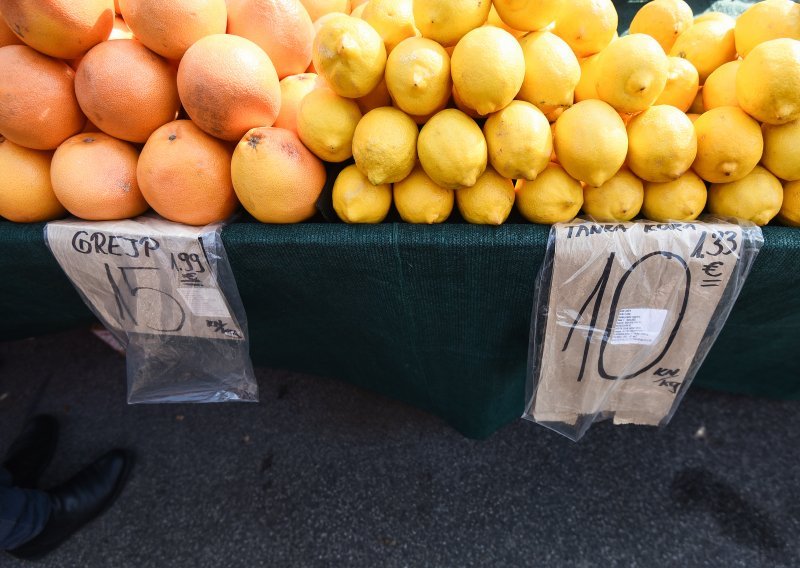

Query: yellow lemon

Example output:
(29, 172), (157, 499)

(356, 76), (392, 113)
(737, 38), (800, 125)
(313, 11), (351, 31)
(778, 180), (800, 226)
(553, 0), (617, 57)
(654, 56), (699, 112)
(385, 37), (451, 116)
(297, 87), (362, 161)
(483, 100), (552, 181)
(596, 33), (669, 113)
(407, 109), (444, 125)
(617, 111), (635, 126)
(455, 166), (515, 225)
(627, 105), (697, 183)
(693, 12), (732, 25)
(702, 60), (740, 110)
(575, 53), (602, 102)
(393, 163), (454, 223)
(352, 106), (417, 185)
(275, 73), (323, 135)
(582, 167), (644, 222)
(517, 31), (580, 115)
(0, 138), (65, 223)
(546, 107), (567, 123)
(516, 162), (583, 224)
(553, 99), (628, 187)
(485, 4), (525, 38)
(412, 0), (491, 47)
(417, 109), (487, 190)
(492, 0), (564, 32)
(762, 119), (800, 181)
(642, 170), (707, 222)
(310, 13), (351, 72)
(361, 0), (419, 52)
(312, 15), (387, 97)
(629, 0), (694, 52)
(735, 0), (800, 58)
(332, 164), (392, 223)
(708, 165), (783, 225)
(451, 26), (525, 116)
(693, 106), (762, 183)
(350, 2), (366, 18)
(302, 0), (351, 21)
(452, 85), (486, 119)
(669, 17), (736, 83)
(689, 89), (705, 114)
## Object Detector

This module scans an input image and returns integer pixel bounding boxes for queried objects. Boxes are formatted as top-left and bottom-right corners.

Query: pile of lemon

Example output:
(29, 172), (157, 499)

(301, 0), (800, 227)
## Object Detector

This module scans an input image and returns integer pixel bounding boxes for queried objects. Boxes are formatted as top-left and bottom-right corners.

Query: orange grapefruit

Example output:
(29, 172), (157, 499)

(227, 0), (315, 79)
(300, 0), (350, 21)
(0, 45), (85, 150)
(75, 39), (180, 143)
(0, 0), (114, 59)
(178, 34), (281, 141)
(51, 133), (148, 221)
(0, 8), (22, 47)
(137, 120), (240, 225)
(118, 0), (227, 60)
(231, 127), (326, 223)
(0, 136), (66, 222)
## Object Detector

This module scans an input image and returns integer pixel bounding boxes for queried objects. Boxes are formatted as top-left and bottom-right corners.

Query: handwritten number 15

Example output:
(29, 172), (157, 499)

(104, 264), (186, 332)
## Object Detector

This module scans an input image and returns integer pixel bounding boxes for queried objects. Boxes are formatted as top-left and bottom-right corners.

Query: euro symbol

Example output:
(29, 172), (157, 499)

(702, 261), (724, 278)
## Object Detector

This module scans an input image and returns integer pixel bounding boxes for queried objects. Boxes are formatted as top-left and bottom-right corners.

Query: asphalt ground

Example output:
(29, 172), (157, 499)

(0, 328), (798, 567)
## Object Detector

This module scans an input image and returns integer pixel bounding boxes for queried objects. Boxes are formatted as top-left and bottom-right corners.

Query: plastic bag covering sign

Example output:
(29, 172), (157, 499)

(45, 215), (257, 403)
(47, 219), (241, 340)
(524, 219), (762, 441)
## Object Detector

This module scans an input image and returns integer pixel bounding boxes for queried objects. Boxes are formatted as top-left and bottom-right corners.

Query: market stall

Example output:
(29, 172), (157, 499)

(2, 220), (798, 438)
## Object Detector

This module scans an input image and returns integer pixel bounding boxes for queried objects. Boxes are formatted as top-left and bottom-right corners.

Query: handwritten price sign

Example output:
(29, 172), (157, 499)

(46, 216), (244, 342)
(527, 220), (761, 438)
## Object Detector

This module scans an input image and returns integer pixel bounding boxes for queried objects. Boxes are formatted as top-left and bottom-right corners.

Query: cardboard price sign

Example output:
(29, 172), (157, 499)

(525, 220), (762, 440)
(46, 216), (244, 342)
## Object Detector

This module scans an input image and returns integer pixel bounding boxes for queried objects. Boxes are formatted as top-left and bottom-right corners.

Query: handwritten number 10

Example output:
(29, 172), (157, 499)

(561, 251), (691, 382)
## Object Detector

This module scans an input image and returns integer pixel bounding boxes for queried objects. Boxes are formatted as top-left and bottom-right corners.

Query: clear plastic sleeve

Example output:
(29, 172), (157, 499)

(45, 215), (258, 404)
(523, 217), (763, 441)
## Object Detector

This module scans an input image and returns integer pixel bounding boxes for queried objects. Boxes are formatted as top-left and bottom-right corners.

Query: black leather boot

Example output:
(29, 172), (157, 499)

(2, 415), (59, 489)
(8, 449), (134, 561)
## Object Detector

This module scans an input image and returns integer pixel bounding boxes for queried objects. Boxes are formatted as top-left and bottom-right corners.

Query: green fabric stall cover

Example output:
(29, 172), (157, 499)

(0, 0), (791, 438)
(2, 221), (798, 438)
(0, 222), (95, 339)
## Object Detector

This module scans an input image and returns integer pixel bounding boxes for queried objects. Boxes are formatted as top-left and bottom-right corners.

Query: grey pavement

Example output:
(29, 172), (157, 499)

(1, 328), (799, 567)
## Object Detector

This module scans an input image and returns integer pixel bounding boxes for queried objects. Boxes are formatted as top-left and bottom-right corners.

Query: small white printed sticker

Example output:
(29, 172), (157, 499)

(178, 287), (231, 318)
(608, 308), (669, 345)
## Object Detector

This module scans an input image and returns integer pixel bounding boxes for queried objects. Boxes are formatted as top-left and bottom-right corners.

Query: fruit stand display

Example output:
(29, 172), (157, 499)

(0, 0), (799, 437)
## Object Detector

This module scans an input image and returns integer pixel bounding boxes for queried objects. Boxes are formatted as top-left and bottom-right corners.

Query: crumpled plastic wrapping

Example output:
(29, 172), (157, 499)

(45, 215), (258, 404)
(524, 217), (763, 441)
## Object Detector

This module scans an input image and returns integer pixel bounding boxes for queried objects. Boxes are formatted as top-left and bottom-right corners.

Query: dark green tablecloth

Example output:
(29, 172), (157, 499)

(1, 222), (798, 438)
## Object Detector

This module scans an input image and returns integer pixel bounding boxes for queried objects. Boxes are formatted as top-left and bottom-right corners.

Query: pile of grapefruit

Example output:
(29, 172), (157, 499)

(0, 0), (328, 225)
(0, 0), (799, 227)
